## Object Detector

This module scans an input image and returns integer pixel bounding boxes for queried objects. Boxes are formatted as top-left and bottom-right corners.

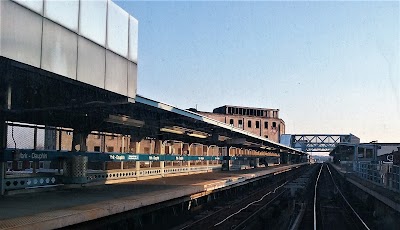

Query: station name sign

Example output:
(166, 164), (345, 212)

(2, 149), (225, 162)
(19, 152), (48, 160)
(109, 154), (126, 161)
(2, 150), (66, 161)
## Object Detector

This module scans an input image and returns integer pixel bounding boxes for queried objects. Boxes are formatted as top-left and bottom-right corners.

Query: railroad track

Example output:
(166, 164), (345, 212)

(177, 165), (311, 230)
(305, 164), (370, 230)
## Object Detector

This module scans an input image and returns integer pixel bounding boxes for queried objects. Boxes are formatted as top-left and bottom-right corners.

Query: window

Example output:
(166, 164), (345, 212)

(272, 122), (277, 128)
(94, 146), (101, 152)
(265, 135), (268, 139)
(107, 146), (114, 152)
(264, 121), (268, 129)
(228, 107), (232, 114)
(229, 119), (234, 126)
(256, 121), (260, 128)
(366, 149), (373, 158)
(248, 120), (252, 128)
(238, 120), (243, 128)
(239, 108), (243, 115)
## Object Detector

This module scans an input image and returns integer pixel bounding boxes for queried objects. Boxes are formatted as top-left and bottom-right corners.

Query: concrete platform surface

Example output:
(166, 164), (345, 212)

(0, 164), (306, 230)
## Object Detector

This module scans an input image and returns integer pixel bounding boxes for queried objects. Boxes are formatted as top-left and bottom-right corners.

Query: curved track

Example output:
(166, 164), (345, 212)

(178, 165), (310, 230)
(311, 164), (370, 230)
(178, 181), (287, 230)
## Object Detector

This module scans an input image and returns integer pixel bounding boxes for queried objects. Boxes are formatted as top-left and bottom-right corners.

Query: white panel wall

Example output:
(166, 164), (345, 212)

(44, 0), (79, 32)
(107, 0), (129, 58)
(77, 37), (106, 89)
(13, 0), (43, 15)
(129, 16), (139, 63)
(106, 51), (128, 96)
(0, 0), (42, 68)
(41, 19), (78, 79)
(128, 62), (138, 98)
(1, 0), (138, 98)
(79, 0), (107, 46)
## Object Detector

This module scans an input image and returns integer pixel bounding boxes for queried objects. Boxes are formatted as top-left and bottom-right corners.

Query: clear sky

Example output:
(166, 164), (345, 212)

(115, 0), (400, 144)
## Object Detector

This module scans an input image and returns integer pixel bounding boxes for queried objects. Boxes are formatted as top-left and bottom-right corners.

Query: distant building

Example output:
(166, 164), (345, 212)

(192, 105), (285, 143)
(331, 143), (400, 166)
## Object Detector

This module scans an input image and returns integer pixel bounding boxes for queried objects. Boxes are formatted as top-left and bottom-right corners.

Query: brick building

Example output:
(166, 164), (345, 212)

(192, 105), (285, 143)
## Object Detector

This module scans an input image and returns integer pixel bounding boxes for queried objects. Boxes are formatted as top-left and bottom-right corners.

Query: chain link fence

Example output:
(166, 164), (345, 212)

(4, 122), (222, 179)
(6, 122), (55, 172)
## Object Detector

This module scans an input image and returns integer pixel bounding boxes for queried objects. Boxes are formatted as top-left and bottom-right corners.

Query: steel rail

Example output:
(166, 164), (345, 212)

(313, 164), (323, 230)
(232, 189), (286, 230)
(326, 164), (370, 230)
(214, 181), (288, 227)
(178, 180), (287, 230)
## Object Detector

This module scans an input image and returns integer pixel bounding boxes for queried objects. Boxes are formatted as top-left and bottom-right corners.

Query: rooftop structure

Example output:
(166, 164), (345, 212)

(194, 105), (285, 143)
(213, 105), (280, 118)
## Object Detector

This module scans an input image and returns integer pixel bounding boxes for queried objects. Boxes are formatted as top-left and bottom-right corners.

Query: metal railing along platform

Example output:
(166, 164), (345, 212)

(354, 162), (400, 193)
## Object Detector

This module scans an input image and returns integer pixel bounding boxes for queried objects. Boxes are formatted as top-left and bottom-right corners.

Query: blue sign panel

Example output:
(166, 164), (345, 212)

(1, 149), (224, 162)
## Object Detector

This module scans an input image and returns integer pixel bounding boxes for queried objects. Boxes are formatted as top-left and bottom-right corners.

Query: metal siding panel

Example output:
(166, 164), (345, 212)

(105, 51), (128, 96)
(127, 61), (137, 98)
(44, 0), (79, 32)
(107, 0), (129, 58)
(128, 16), (138, 63)
(77, 37), (106, 89)
(79, 0), (107, 47)
(13, 0), (43, 15)
(41, 19), (78, 79)
(0, 0), (42, 68)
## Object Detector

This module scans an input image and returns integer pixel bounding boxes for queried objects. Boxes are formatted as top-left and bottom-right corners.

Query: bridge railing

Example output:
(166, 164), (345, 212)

(354, 162), (400, 193)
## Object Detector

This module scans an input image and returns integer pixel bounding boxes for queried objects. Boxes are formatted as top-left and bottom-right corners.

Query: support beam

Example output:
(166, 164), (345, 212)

(32, 127), (38, 174)
(0, 82), (10, 195)
(72, 132), (89, 152)
(134, 141), (141, 176)
(0, 117), (6, 196)
(154, 139), (165, 176)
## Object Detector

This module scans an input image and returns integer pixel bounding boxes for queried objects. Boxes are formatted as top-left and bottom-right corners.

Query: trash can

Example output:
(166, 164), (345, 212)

(63, 156), (88, 184)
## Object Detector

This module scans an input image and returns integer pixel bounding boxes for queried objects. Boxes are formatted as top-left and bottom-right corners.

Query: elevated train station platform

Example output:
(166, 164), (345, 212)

(0, 163), (307, 230)
(0, 1), (308, 229)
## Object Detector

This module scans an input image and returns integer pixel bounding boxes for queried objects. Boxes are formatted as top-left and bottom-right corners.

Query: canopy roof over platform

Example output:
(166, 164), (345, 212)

(0, 0), (304, 157)
(0, 57), (304, 156)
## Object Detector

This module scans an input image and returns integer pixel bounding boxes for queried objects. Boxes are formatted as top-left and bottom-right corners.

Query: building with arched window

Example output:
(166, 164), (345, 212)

(191, 105), (285, 143)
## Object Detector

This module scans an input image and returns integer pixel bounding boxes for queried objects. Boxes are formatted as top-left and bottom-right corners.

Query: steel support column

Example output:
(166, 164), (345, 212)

(134, 141), (141, 177)
(72, 132), (89, 152)
(0, 117), (6, 196)
(155, 139), (165, 177)
(0, 81), (11, 195)
(226, 146), (232, 171)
